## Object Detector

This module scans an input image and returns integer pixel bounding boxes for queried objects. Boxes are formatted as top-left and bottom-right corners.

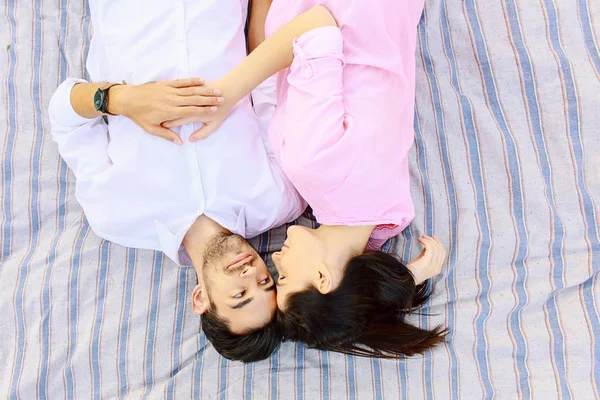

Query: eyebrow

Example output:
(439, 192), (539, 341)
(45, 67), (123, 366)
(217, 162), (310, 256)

(231, 298), (253, 309)
(230, 283), (276, 309)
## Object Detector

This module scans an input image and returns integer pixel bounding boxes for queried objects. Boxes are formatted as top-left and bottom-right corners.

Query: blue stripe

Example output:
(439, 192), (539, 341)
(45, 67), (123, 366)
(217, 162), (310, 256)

(464, 0), (533, 397)
(167, 267), (189, 399)
(84, 4), (101, 395)
(244, 355), (253, 400)
(1, 0), (17, 262)
(372, 358), (382, 400)
(503, 0), (571, 397)
(398, 228), (413, 400)
(219, 354), (228, 400)
(8, 1), (46, 397)
(320, 350), (330, 400)
(424, 4), (495, 397)
(118, 248), (137, 397)
(270, 348), (280, 400)
(39, 0), (70, 395)
(91, 241), (110, 400)
(82, 1), (91, 80)
(543, 0), (600, 391)
(193, 333), (207, 400)
(434, 4), (463, 398)
(347, 355), (356, 400)
(64, 221), (90, 400)
(295, 344), (305, 400)
(141, 254), (164, 400)
(422, 293), (434, 400)
(413, 86), (434, 400)
(413, 109), (448, 400)
(577, 0), (600, 74)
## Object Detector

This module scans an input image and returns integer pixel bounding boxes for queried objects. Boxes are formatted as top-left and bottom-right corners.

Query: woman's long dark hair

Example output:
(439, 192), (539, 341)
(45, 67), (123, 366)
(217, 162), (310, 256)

(277, 251), (446, 358)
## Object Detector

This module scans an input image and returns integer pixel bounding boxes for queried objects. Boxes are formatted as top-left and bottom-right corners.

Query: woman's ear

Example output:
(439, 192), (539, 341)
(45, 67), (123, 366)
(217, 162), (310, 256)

(191, 284), (209, 315)
(315, 262), (333, 294)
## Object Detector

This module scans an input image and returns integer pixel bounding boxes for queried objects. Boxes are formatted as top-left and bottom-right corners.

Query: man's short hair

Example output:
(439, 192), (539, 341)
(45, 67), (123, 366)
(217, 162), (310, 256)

(201, 305), (281, 362)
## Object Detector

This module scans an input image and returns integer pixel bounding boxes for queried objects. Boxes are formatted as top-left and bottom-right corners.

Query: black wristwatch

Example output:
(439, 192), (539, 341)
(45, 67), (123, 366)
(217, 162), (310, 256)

(94, 84), (120, 115)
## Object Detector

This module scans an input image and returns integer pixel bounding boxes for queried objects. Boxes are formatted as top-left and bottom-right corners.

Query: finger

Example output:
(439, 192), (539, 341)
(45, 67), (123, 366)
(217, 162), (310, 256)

(420, 235), (434, 247)
(170, 105), (219, 121)
(149, 126), (182, 146)
(190, 123), (218, 142)
(165, 78), (205, 88)
(177, 95), (224, 107)
(177, 86), (221, 97)
(163, 117), (202, 128)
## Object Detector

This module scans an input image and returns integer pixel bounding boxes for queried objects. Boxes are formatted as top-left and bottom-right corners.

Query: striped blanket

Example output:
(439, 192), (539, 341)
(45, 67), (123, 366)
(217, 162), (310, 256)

(1, 0), (599, 399)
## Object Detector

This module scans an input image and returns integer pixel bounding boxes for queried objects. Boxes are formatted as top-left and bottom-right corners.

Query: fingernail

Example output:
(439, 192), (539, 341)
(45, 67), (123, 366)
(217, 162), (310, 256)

(213, 89), (221, 95)
(210, 106), (218, 112)
(198, 78), (205, 84)
(217, 97), (224, 103)
(174, 138), (182, 146)
(190, 136), (197, 143)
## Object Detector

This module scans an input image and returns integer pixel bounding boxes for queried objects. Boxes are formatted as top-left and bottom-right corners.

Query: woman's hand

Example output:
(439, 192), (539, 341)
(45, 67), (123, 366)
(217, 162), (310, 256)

(407, 235), (446, 285)
(109, 78), (224, 145)
(162, 80), (233, 142)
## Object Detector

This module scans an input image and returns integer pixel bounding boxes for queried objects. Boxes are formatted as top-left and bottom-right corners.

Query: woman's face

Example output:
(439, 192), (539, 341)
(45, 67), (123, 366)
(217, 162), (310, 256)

(271, 225), (325, 310)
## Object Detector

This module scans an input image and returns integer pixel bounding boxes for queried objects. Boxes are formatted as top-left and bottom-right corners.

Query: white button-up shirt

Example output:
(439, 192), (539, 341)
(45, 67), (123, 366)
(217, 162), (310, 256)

(48, 0), (305, 266)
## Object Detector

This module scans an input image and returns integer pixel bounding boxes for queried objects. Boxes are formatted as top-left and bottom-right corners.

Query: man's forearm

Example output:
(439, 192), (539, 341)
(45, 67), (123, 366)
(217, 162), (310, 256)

(221, 6), (337, 108)
(70, 82), (126, 119)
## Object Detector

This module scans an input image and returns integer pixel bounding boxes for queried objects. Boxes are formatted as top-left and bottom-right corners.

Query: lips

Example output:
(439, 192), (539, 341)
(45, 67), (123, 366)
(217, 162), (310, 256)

(227, 252), (252, 269)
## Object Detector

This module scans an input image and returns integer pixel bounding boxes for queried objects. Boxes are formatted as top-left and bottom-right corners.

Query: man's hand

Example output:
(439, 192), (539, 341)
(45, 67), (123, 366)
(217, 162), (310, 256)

(407, 235), (446, 285)
(109, 78), (224, 145)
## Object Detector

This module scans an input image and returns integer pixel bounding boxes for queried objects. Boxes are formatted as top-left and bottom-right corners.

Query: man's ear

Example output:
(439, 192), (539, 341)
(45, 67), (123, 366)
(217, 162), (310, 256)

(314, 262), (333, 294)
(191, 284), (209, 315)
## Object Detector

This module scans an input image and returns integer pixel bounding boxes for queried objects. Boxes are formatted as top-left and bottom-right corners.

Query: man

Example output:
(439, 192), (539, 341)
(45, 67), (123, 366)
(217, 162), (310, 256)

(48, 0), (304, 362)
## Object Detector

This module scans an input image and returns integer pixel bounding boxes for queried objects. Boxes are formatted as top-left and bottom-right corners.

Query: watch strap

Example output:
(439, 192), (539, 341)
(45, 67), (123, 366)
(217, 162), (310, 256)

(95, 83), (120, 115)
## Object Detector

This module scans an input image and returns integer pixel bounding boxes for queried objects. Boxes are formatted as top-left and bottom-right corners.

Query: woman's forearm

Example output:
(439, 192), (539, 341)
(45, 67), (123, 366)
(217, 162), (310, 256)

(221, 5), (337, 107)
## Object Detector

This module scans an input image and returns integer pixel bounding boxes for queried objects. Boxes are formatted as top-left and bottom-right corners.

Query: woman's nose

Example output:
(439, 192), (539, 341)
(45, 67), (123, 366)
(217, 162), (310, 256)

(272, 251), (281, 263)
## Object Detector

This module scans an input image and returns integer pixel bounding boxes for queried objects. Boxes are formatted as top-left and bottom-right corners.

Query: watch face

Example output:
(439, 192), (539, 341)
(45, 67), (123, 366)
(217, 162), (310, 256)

(94, 90), (104, 112)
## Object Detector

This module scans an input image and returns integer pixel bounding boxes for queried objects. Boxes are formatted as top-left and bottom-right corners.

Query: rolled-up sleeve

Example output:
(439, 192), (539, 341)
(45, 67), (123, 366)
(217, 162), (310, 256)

(278, 26), (358, 195)
(48, 78), (112, 182)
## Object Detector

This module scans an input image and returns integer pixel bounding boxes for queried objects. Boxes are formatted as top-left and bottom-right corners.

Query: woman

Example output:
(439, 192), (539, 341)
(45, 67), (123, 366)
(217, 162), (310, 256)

(166, 2), (447, 357)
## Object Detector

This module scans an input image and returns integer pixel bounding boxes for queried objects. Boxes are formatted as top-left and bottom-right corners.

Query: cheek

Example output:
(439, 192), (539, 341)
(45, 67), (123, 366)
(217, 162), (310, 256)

(286, 244), (308, 270)
(276, 290), (288, 310)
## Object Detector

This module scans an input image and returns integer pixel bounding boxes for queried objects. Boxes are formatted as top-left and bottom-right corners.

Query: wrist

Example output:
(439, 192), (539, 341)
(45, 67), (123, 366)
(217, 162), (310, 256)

(221, 74), (253, 107)
(406, 262), (423, 285)
(106, 84), (130, 116)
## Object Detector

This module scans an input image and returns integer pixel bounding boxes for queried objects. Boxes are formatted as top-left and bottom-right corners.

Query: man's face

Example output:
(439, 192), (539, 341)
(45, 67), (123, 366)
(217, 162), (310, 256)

(202, 234), (276, 334)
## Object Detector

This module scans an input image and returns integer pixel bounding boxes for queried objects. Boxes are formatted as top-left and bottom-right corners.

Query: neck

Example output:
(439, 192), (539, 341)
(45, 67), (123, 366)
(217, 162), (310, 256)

(315, 224), (376, 282)
(183, 215), (230, 270)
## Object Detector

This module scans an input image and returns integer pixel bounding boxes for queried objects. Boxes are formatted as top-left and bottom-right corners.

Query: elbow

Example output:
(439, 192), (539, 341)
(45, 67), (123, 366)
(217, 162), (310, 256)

(309, 6), (338, 29)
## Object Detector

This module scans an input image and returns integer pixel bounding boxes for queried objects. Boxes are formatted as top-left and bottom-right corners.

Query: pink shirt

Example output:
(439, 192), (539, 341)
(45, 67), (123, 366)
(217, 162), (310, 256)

(265, 0), (424, 249)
